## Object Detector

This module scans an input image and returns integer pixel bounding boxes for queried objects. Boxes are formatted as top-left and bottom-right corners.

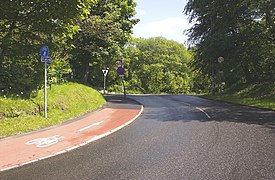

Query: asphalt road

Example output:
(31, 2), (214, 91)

(1, 95), (275, 180)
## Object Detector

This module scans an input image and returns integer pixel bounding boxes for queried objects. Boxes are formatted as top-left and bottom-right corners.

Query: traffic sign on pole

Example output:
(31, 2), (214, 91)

(117, 67), (125, 76)
(102, 67), (109, 94)
(40, 46), (49, 57)
(41, 57), (52, 63)
(115, 60), (122, 67)
(40, 46), (50, 118)
(102, 69), (109, 77)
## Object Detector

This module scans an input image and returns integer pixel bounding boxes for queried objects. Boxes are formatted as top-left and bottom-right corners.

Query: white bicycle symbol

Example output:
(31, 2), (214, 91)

(25, 135), (64, 148)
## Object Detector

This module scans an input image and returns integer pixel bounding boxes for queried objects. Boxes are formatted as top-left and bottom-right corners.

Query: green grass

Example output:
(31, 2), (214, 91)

(203, 82), (275, 110)
(0, 82), (106, 138)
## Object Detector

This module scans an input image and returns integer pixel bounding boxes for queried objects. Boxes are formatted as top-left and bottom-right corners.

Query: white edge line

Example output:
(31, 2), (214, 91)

(21, 159), (38, 165)
(196, 107), (211, 119)
(87, 105), (144, 143)
(66, 145), (80, 151)
(0, 165), (20, 172)
(38, 154), (56, 160)
(54, 150), (67, 156)
(0, 105), (144, 172)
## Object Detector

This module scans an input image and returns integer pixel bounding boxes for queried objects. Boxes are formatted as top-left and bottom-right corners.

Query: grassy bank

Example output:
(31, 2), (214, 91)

(0, 83), (106, 138)
(203, 82), (275, 110)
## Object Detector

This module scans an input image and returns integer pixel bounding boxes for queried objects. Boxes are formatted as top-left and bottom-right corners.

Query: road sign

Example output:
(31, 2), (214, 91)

(40, 46), (49, 57)
(102, 69), (109, 77)
(117, 67), (125, 76)
(116, 61), (122, 68)
(41, 57), (52, 63)
(218, 56), (224, 63)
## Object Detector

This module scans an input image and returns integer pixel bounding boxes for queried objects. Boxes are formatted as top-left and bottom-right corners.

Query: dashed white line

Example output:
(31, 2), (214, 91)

(78, 121), (104, 132)
(196, 107), (211, 119)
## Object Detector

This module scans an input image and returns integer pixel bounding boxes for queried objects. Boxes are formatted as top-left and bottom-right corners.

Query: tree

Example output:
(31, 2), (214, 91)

(184, 0), (274, 90)
(124, 37), (192, 94)
(70, 0), (139, 86)
(0, 0), (95, 94)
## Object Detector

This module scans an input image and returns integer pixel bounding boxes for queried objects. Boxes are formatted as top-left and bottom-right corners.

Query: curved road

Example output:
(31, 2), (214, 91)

(1, 95), (275, 179)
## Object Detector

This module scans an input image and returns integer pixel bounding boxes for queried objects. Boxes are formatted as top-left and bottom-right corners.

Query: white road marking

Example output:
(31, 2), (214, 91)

(1, 105), (144, 172)
(78, 121), (104, 132)
(25, 135), (64, 148)
(196, 107), (211, 119)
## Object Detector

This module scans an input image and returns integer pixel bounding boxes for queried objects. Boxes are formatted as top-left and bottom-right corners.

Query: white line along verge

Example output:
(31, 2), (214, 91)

(1, 105), (144, 172)
(78, 121), (104, 132)
(86, 105), (144, 143)
(196, 107), (211, 119)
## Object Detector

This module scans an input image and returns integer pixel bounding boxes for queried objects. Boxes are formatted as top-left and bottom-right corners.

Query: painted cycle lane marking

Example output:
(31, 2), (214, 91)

(78, 121), (104, 132)
(25, 135), (64, 148)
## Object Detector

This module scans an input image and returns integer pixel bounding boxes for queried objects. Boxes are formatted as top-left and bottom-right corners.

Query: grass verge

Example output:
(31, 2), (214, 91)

(203, 82), (275, 110)
(0, 82), (106, 138)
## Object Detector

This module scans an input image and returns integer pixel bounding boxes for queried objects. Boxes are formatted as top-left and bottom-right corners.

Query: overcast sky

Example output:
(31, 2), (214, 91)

(132, 0), (191, 45)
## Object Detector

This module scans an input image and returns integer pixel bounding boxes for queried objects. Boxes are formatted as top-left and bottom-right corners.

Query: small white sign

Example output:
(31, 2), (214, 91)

(102, 69), (109, 76)
(115, 60), (122, 67)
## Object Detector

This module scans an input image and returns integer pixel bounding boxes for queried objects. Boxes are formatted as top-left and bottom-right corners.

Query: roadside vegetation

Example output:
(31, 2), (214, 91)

(184, 0), (274, 110)
(0, 83), (106, 138)
(204, 83), (275, 110)
(0, 0), (274, 138)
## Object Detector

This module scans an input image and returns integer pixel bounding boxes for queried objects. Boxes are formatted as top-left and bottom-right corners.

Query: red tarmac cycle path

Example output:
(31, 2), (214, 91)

(0, 96), (143, 172)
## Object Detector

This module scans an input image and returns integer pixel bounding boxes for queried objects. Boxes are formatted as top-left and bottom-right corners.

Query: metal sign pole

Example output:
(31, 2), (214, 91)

(44, 62), (47, 118)
(40, 46), (50, 119)
(122, 76), (126, 100)
(102, 68), (109, 95)
(103, 75), (106, 94)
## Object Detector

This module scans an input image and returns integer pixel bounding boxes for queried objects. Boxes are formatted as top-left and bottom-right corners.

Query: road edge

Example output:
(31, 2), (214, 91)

(0, 105), (144, 172)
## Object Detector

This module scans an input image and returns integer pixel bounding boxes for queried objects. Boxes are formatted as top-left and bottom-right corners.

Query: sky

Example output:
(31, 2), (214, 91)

(132, 0), (191, 45)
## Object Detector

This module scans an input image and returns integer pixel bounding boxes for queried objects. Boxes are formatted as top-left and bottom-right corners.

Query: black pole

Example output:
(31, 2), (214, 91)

(122, 77), (126, 100)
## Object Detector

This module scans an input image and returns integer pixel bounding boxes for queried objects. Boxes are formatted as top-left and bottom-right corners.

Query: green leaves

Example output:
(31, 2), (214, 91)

(184, 0), (275, 90)
(125, 37), (192, 94)
(0, 0), (95, 94)
(70, 0), (139, 85)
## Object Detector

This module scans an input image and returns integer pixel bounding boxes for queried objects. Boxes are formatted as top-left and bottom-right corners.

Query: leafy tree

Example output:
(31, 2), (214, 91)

(70, 0), (139, 86)
(124, 37), (192, 94)
(184, 0), (274, 91)
(0, 0), (94, 94)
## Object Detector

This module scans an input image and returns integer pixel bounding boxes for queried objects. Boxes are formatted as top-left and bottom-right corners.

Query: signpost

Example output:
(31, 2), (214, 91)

(116, 61), (126, 99)
(40, 46), (49, 57)
(117, 67), (125, 77)
(40, 46), (50, 118)
(102, 67), (109, 94)
(41, 57), (52, 63)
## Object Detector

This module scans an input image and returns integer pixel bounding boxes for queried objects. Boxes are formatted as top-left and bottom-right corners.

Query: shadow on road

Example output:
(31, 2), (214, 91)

(136, 95), (275, 131)
(205, 104), (275, 130)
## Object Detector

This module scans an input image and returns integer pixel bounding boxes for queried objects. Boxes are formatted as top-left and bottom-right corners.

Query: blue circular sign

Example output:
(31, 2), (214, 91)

(117, 67), (125, 75)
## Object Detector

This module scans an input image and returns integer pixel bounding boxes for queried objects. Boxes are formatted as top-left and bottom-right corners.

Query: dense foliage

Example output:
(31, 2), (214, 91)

(70, 0), (139, 86)
(184, 0), (274, 91)
(121, 37), (192, 94)
(0, 0), (94, 94)
(0, 0), (138, 96)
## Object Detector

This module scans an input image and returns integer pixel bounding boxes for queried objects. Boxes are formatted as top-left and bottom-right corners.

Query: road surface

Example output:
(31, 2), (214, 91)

(1, 95), (275, 180)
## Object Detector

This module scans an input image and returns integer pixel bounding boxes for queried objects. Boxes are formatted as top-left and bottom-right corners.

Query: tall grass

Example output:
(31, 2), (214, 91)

(0, 83), (106, 138)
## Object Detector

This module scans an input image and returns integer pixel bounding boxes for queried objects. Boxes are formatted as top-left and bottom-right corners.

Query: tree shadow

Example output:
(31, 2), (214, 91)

(136, 95), (275, 131)
(204, 104), (275, 130)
